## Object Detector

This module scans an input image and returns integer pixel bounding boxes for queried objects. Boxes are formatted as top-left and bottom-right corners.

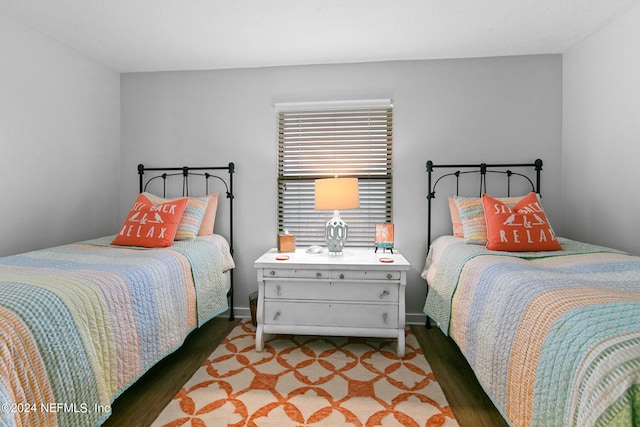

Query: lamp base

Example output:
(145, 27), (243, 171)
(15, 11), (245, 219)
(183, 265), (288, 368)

(325, 210), (348, 254)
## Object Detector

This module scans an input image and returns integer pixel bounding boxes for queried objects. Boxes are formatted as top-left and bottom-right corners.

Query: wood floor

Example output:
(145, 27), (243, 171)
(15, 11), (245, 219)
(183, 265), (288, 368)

(104, 316), (508, 427)
(103, 316), (239, 427)
(412, 323), (509, 427)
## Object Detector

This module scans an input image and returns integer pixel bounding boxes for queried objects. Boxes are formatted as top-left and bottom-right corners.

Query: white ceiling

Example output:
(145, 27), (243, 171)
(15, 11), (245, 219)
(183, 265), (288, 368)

(1, 0), (639, 73)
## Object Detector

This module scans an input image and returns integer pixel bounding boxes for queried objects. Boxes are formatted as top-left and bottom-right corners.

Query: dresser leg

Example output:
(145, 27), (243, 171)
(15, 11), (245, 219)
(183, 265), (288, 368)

(256, 325), (264, 352)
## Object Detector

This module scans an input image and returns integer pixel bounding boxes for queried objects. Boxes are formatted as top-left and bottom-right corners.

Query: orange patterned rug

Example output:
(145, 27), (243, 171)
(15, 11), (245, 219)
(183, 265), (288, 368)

(152, 321), (458, 427)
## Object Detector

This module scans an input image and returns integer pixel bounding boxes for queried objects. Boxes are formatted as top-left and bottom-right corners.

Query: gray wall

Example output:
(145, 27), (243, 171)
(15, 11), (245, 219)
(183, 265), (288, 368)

(121, 55), (563, 322)
(563, 3), (640, 255)
(0, 12), (121, 257)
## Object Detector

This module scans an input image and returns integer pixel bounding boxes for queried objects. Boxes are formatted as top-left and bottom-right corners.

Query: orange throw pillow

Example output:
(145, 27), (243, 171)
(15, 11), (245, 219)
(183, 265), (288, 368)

(482, 192), (562, 252)
(112, 194), (188, 248)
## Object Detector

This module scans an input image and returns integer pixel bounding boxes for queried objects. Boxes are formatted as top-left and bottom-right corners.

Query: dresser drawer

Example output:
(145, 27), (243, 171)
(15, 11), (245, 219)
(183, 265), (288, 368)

(331, 270), (401, 281)
(263, 301), (399, 328)
(262, 268), (329, 279)
(264, 281), (398, 302)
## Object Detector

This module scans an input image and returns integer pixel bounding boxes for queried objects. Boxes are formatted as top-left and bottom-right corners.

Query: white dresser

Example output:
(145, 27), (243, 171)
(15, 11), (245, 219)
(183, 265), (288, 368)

(254, 248), (411, 357)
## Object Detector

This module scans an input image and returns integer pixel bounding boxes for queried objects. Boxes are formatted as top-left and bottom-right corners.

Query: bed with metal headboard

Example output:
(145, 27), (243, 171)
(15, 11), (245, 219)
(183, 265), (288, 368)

(137, 163), (236, 319)
(421, 159), (640, 427)
(0, 162), (236, 427)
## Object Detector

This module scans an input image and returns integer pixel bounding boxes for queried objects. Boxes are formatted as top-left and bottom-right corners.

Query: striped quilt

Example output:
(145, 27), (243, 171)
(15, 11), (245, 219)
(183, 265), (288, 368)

(423, 236), (640, 427)
(0, 235), (230, 427)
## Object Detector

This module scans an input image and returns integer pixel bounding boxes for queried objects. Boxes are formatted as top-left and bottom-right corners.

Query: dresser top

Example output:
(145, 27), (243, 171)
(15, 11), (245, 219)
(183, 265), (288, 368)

(254, 247), (411, 270)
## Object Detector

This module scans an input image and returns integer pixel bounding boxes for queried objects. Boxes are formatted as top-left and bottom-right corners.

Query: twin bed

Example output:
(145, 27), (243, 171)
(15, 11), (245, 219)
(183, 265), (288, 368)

(422, 160), (640, 427)
(0, 164), (235, 427)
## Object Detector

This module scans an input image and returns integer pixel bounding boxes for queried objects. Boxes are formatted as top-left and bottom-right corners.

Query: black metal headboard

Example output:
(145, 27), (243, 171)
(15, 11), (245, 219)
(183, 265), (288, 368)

(137, 163), (236, 321)
(426, 159), (543, 247)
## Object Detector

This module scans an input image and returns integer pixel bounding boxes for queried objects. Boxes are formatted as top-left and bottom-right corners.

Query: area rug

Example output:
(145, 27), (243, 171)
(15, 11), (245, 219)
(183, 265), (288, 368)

(152, 321), (458, 427)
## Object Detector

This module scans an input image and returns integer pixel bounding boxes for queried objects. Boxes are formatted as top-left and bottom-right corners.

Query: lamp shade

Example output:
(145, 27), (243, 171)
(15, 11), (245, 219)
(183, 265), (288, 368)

(315, 178), (360, 210)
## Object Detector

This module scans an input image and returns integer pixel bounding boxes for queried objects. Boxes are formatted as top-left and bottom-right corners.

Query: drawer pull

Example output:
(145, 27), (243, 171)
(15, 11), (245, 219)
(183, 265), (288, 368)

(386, 273), (393, 279)
(316, 272), (322, 278)
(339, 273), (345, 279)
(273, 311), (281, 321)
(382, 313), (388, 324)
(380, 290), (390, 299)
(277, 285), (282, 296)
(270, 271), (275, 276)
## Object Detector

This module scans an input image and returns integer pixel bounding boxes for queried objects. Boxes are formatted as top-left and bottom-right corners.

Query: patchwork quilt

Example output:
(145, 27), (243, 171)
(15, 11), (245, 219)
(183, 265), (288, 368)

(423, 236), (640, 427)
(0, 236), (229, 427)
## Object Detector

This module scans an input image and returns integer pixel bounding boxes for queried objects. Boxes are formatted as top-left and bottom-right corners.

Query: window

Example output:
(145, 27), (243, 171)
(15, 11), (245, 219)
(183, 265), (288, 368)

(277, 99), (393, 247)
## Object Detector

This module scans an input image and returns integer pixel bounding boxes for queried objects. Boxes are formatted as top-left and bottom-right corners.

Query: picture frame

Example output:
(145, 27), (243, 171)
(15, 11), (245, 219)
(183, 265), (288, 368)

(374, 223), (394, 253)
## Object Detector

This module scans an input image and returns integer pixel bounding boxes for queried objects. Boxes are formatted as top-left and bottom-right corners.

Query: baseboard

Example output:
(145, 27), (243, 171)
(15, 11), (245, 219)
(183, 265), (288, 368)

(405, 312), (428, 325)
(222, 307), (428, 326)
(228, 307), (252, 320)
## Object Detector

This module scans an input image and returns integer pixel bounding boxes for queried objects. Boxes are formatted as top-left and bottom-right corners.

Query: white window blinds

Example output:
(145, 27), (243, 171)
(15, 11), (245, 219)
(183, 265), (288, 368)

(277, 100), (393, 247)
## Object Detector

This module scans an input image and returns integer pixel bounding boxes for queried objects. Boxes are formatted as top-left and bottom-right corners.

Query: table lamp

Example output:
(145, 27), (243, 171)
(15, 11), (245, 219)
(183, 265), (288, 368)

(315, 177), (360, 254)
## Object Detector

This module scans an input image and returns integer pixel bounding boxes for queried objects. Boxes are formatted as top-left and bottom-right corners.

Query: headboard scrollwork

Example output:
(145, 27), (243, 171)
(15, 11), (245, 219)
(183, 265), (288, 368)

(426, 159), (543, 247)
